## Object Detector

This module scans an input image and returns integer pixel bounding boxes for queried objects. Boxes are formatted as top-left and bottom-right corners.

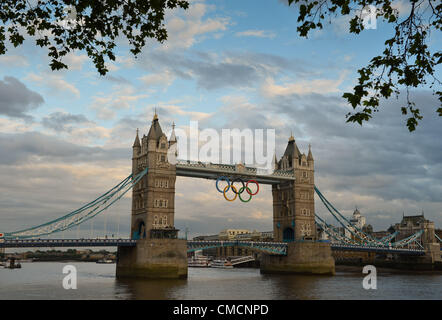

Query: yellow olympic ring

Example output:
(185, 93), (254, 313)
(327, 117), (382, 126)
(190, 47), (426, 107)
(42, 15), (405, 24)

(223, 185), (238, 202)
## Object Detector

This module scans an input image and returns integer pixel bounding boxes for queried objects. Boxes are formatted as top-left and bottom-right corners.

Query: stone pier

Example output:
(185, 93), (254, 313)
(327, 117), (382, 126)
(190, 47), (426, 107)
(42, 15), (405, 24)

(116, 239), (188, 279)
(260, 242), (335, 275)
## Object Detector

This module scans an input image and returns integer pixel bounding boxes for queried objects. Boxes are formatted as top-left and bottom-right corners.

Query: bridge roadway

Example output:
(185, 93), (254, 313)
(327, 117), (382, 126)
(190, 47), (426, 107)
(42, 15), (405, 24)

(0, 239), (428, 256)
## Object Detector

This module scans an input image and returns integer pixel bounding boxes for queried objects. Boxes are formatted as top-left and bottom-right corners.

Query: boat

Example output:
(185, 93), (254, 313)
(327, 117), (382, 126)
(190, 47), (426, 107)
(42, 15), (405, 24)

(96, 258), (115, 264)
(210, 259), (233, 269)
(4, 258), (21, 269)
(188, 255), (210, 267)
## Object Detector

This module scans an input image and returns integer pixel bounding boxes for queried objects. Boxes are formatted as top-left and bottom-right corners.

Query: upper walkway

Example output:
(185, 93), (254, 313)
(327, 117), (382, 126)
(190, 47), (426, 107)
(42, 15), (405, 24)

(176, 160), (295, 185)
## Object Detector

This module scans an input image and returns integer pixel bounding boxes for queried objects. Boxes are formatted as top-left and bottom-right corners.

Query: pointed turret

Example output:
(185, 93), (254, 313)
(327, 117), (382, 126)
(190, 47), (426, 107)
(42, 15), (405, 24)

(169, 122), (177, 145)
(147, 111), (164, 141)
(307, 144), (313, 161)
(273, 150), (278, 170)
(132, 128), (141, 174)
(282, 132), (301, 168)
(133, 128), (141, 148)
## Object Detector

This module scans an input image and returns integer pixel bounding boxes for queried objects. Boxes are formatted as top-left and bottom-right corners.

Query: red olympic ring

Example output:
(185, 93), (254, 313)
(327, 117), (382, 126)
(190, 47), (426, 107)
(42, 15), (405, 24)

(245, 180), (259, 196)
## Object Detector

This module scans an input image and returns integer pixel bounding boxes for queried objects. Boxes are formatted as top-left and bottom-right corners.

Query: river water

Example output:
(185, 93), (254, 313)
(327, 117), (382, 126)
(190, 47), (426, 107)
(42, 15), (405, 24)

(0, 262), (441, 299)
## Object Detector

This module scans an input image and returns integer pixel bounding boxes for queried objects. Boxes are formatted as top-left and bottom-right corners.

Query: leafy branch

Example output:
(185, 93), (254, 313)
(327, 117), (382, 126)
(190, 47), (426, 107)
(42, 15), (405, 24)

(288, 0), (441, 131)
(0, 0), (189, 75)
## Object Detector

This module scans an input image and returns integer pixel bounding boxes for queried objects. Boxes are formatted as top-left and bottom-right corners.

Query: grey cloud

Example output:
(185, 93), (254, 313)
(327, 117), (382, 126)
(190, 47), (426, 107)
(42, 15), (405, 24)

(0, 132), (129, 165)
(0, 163), (133, 234)
(0, 76), (44, 119)
(41, 112), (92, 132)
(142, 50), (314, 90)
(103, 75), (131, 84)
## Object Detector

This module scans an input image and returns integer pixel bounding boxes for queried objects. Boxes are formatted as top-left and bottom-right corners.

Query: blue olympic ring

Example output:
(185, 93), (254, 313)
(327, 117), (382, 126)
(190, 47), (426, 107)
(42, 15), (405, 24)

(216, 176), (230, 193)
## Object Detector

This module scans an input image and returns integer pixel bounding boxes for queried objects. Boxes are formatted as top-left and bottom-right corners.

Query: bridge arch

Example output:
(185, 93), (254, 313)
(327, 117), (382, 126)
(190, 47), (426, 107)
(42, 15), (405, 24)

(133, 219), (146, 240)
(187, 241), (288, 255)
(283, 227), (294, 242)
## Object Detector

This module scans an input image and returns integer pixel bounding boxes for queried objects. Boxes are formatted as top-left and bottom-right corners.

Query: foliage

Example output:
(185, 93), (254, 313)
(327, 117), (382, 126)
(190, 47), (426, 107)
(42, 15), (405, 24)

(288, 0), (441, 131)
(0, 0), (189, 75)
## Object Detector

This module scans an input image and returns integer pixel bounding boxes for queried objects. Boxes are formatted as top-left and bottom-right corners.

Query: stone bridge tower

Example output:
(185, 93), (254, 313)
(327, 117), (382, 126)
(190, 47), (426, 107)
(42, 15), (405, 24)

(117, 114), (186, 280)
(272, 135), (316, 242)
(130, 113), (177, 240)
(262, 134), (334, 275)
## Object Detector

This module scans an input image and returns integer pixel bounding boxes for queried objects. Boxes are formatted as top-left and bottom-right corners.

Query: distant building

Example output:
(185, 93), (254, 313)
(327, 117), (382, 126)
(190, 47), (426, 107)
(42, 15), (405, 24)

(219, 229), (251, 240)
(320, 208), (374, 243)
(192, 229), (274, 257)
(339, 208), (371, 240)
(391, 213), (436, 245)
(192, 234), (219, 241)
(350, 208), (366, 230)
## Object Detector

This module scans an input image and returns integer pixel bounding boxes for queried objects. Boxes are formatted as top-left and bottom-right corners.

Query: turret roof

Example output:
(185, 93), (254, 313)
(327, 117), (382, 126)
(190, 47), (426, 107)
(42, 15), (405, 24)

(283, 136), (302, 161)
(132, 129), (141, 148)
(147, 114), (164, 141)
(307, 144), (313, 161)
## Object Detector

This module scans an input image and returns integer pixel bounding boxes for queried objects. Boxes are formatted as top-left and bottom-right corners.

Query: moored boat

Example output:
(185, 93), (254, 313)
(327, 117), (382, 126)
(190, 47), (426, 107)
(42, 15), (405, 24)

(96, 258), (115, 264)
(188, 255), (210, 267)
(210, 259), (233, 269)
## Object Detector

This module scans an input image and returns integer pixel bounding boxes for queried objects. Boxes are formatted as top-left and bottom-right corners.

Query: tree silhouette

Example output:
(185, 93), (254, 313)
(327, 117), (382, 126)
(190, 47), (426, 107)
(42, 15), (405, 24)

(288, 0), (441, 131)
(0, 0), (189, 75)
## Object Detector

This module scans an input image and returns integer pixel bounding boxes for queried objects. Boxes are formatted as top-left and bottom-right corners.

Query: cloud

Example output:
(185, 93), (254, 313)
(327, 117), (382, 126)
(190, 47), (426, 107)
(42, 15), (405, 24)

(138, 50), (313, 91)
(62, 53), (88, 71)
(138, 70), (176, 90)
(235, 30), (276, 38)
(160, 2), (229, 51)
(25, 72), (80, 97)
(261, 71), (348, 97)
(0, 131), (128, 165)
(0, 76), (44, 120)
(0, 55), (29, 67)
(90, 85), (148, 120)
(41, 111), (92, 132)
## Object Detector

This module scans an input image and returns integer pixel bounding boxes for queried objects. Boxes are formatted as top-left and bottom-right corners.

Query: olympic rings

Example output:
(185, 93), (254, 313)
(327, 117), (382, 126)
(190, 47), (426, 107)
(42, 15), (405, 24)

(238, 186), (252, 203)
(215, 176), (259, 202)
(231, 177), (245, 194)
(246, 179), (259, 196)
(223, 185), (238, 202)
(216, 176), (230, 193)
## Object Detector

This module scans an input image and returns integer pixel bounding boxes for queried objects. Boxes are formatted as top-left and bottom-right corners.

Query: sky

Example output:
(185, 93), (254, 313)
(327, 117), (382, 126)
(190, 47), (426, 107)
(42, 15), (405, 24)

(0, 0), (441, 240)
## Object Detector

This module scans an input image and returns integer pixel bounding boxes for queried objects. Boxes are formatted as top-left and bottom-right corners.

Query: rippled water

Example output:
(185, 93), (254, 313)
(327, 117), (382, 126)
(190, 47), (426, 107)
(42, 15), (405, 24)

(0, 262), (441, 299)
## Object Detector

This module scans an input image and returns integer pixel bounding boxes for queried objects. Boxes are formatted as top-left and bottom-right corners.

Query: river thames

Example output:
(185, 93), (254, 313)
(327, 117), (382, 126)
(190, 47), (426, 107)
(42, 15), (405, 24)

(0, 262), (441, 299)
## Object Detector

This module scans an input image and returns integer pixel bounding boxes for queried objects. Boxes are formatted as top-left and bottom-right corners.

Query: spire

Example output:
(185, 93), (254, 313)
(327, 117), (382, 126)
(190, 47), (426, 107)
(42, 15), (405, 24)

(289, 130), (294, 142)
(147, 111), (163, 141)
(169, 122), (177, 143)
(307, 143), (313, 161)
(132, 128), (141, 148)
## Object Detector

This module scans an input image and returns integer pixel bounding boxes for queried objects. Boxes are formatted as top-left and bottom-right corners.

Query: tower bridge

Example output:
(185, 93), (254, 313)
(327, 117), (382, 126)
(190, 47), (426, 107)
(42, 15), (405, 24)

(1, 113), (440, 278)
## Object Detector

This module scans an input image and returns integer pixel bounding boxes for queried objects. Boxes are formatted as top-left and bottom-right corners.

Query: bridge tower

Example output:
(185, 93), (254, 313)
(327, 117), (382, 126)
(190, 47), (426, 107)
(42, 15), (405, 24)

(262, 134), (335, 275)
(130, 113), (177, 240)
(272, 135), (316, 242)
(117, 113), (187, 279)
